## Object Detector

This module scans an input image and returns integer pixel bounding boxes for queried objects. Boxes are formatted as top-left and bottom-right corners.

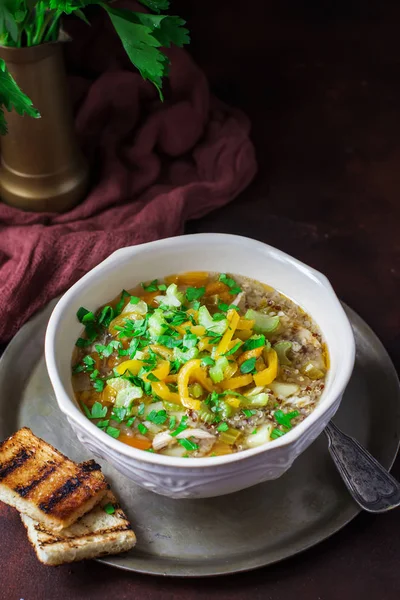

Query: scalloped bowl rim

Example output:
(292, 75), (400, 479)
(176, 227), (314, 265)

(45, 233), (355, 469)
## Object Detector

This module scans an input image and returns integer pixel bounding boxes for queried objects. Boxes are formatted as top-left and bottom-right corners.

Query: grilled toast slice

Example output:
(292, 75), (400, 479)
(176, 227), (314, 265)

(21, 491), (136, 565)
(0, 428), (108, 530)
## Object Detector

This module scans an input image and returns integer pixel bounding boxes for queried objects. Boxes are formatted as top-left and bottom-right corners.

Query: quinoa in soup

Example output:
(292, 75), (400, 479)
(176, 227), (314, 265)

(72, 272), (328, 457)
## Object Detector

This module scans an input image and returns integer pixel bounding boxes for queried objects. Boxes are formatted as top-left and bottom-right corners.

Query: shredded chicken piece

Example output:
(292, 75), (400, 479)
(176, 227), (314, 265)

(152, 430), (174, 451)
(176, 429), (216, 440)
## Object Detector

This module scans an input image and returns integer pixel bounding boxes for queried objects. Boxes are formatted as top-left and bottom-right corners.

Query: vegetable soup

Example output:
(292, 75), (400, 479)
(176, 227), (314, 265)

(72, 272), (328, 457)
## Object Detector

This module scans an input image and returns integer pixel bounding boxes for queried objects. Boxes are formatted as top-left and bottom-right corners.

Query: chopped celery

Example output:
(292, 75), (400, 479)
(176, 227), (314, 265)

(173, 346), (199, 364)
(198, 402), (215, 424)
(240, 392), (270, 408)
(121, 299), (148, 317)
(273, 341), (292, 365)
(269, 381), (300, 398)
(148, 309), (168, 337)
(198, 305), (228, 335)
(219, 428), (241, 445)
(155, 283), (185, 308)
(209, 356), (229, 383)
(189, 383), (204, 398)
(115, 386), (143, 407)
(301, 362), (325, 380)
(106, 378), (133, 392)
(245, 424), (273, 448)
(245, 309), (280, 334)
(218, 400), (233, 420)
(163, 400), (183, 412)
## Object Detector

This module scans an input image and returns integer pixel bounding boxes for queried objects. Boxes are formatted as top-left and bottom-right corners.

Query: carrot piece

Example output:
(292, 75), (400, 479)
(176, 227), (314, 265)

(118, 434), (152, 450)
(205, 281), (229, 296)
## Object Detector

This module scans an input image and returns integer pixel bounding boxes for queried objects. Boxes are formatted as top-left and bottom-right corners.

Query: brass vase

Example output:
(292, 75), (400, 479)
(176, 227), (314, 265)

(0, 43), (88, 212)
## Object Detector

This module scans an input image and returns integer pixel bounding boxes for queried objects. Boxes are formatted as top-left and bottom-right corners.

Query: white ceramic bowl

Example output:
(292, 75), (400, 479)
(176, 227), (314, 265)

(45, 233), (355, 499)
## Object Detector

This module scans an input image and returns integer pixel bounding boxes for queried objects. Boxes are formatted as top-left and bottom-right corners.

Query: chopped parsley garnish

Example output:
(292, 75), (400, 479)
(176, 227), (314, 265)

(115, 290), (131, 315)
(96, 419), (109, 430)
(217, 422), (229, 432)
(178, 438), (199, 451)
(171, 415), (188, 437)
(98, 305), (114, 327)
(252, 428), (258, 434)
(156, 335), (182, 348)
(201, 356), (215, 367)
(243, 335), (266, 352)
(126, 417), (136, 427)
(95, 340), (121, 358)
(218, 274), (242, 295)
(169, 416), (176, 430)
(212, 312), (226, 322)
(224, 341), (242, 356)
(138, 423), (148, 435)
(104, 503), (115, 515)
(93, 379), (105, 393)
(111, 407), (127, 423)
(158, 284), (167, 291)
(77, 307), (96, 324)
(147, 373), (160, 382)
(129, 296), (141, 304)
(271, 428), (285, 439)
(106, 426), (120, 439)
(147, 409), (168, 425)
(243, 409), (256, 418)
(218, 302), (240, 313)
(186, 286), (205, 302)
(182, 333), (198, 349)
(138, 402), (145, 416)
(274, 410), (300, 429)
(90, 402), (107, 419)
(240, 357), (257, 374)
(141, 279), (158, 292)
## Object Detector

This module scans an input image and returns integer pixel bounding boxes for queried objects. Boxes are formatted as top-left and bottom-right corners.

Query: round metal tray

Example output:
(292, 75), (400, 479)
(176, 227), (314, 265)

(0, 301), (399, 577)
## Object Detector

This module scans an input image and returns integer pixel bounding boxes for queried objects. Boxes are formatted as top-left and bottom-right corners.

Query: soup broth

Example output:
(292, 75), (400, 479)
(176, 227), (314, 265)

(72, 272), (328, 457)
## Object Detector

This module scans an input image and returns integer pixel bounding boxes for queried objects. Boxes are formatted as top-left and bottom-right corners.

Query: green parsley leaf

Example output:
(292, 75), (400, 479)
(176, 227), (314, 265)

(171, 415), (188, 437)
(224, 341), (243, 356)
(252, 428), (258, 434)
(201, 356), (215, 367)
(243, 409), (256, 418)
(240, 357), (257, 374)
(115, 290), (131, 315)
(141, 279), (159, 292)
(139, 0), (170, 14)
(80, 402), (92, 419)
(243, 335), (266, 352)
(271, 428), (285, 439)
(0, 59), (40, 135)
(274, 409), (299, 429)
(169, 415), (176, 430)
(90, 369), (100, 381)
(72, 363), (84, 374)
(212, 312), (226, 322)
(91, 402), (107, 419)
(147, 373), (160, 382)
(111, 407), (127, 423)
(126, 417), (136, 427)
(138, 423), (148, 435)
(229, 286), (242, 295)
(218, 274), (242, 295)
(103, 503), (115, 515)
(93, 379), (105, 393)
(217, 422), (229, 432)
(185, 286), (205, 302)
(96, 419), (110, 430)
(147, 409), (168, 425)
(98, 305), (114, 327)
(157, 284), (167, 291)
(156, 335), (182, 348)
(138, 402), (145, 416)
(76, 307), (95, 324)
(178, 438), (199, 451)
(182, 333), (198, 349)
(106, 426), (120, 439)
(129, 296), (141, 304)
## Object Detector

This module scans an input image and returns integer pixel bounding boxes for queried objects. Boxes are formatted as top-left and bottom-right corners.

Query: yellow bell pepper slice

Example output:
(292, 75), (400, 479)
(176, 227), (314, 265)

(175, 323), (206, 337)
(221, 374), (253, 390)
(253, 349), (278, 386)
(149, 344), (173, 361)
(236, 318), (255, 331)
(215, 309), (240, 357)
(191, 369), (214, 392)
(237, 346), (264, 366)
(236, 329), (253, 341)
(151, 381), (182, 405)
(142, 360), (170, 382)
(198, 337), (215, 352)
(177, 359), (202, 410)
(224, 396), (241, 408)
(114, 359), (143, 376)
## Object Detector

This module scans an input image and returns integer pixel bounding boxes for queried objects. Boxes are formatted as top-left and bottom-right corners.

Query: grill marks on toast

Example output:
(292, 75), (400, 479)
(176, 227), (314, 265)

(0, 448), (34, 481)
(0, 428), (108, 528)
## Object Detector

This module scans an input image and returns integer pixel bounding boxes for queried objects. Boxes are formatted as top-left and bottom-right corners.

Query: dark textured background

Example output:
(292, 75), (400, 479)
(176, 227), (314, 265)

(1, 0), (399, 598)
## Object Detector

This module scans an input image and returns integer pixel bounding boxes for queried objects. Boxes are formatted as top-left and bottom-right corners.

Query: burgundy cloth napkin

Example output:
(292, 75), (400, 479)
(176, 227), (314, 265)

(0, 5), (257, 344)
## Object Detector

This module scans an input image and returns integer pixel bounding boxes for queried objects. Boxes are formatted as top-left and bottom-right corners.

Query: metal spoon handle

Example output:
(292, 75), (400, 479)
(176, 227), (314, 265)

(325, 422), (400, 513)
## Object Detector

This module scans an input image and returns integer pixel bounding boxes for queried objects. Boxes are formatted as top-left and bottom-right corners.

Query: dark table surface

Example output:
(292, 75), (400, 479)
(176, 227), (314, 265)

(1, 1), (400, 598)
